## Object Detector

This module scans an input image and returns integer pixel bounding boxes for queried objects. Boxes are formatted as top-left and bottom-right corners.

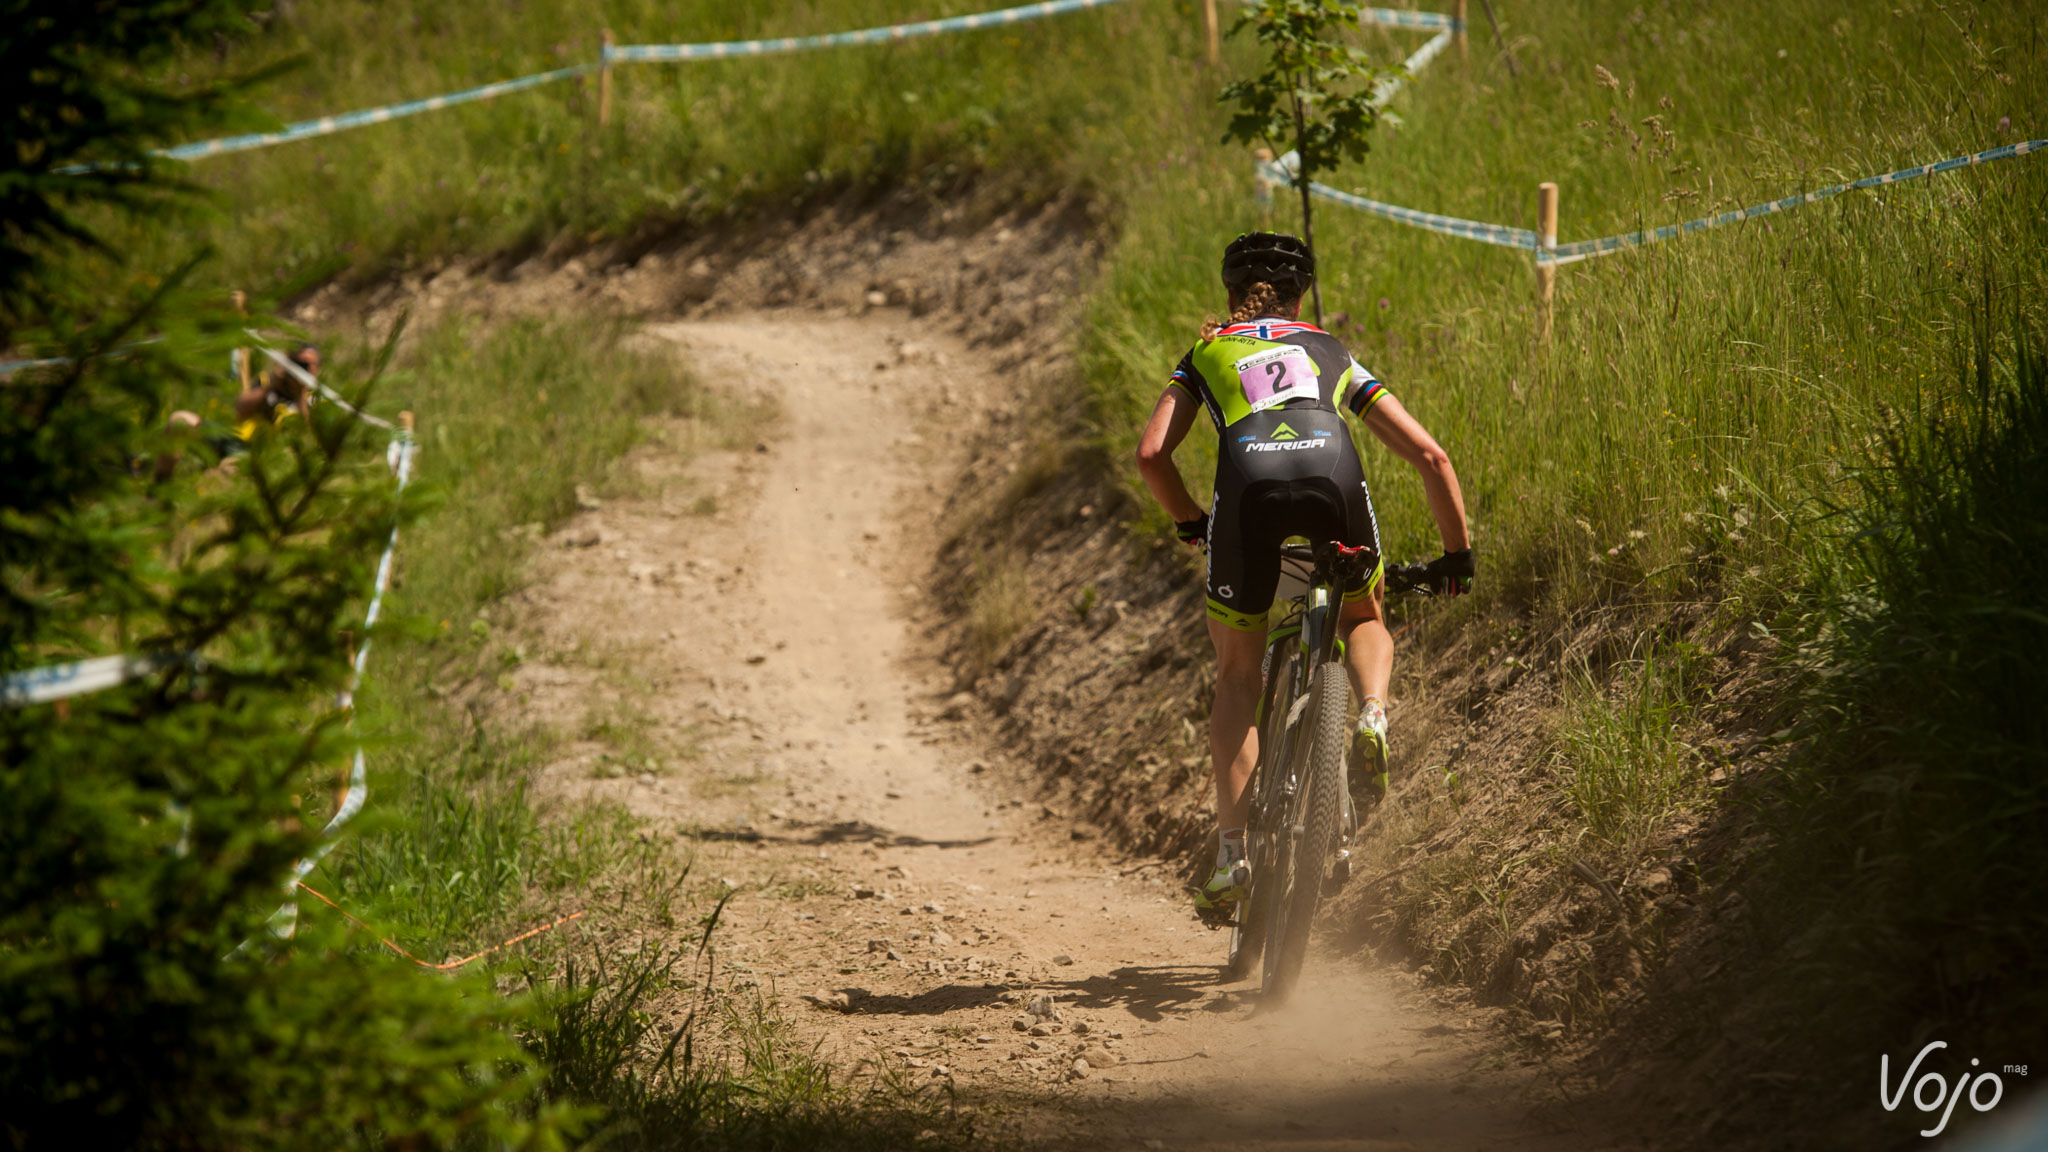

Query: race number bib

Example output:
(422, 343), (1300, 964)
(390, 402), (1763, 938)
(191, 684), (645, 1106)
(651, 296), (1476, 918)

(1233, 346), (1320, 413)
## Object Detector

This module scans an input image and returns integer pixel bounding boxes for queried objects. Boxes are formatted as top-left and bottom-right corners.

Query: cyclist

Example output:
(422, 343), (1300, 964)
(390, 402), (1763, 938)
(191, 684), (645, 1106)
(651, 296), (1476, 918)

(1133, 232), (1473, 913)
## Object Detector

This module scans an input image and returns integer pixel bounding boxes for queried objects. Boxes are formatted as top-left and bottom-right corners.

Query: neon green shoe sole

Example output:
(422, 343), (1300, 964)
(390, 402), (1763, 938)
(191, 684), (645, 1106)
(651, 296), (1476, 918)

(1193, 864), (1252, 911)
(1349, 724), (1389, 796)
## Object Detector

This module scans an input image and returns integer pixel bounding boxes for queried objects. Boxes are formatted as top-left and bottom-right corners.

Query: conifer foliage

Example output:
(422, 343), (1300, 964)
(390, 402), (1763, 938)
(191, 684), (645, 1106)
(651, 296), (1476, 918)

(0, 6), (555, 1147)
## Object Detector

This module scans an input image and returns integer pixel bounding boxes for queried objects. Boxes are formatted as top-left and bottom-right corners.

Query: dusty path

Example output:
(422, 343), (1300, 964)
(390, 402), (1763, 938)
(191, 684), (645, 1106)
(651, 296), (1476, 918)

(508, 309), (1628, 1150)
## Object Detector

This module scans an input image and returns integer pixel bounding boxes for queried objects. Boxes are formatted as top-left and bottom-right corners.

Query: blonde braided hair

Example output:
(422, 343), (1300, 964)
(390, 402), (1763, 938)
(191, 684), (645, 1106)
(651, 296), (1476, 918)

(1201, 281), (1296, 341)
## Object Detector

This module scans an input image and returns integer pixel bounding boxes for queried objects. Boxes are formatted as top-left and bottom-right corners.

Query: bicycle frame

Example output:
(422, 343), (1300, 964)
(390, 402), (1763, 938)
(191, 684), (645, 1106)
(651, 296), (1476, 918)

(1221, 540), (1429, 985)
(1257, 542), (1374, 758)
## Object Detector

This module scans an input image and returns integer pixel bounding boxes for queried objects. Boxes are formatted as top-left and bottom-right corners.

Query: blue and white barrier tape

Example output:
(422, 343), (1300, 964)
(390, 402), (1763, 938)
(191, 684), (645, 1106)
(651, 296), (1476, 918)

(156, 64), (595, 163)
(0, 356), (74, 378)
(1370, 26), (1455, 109)
(1262, 156), (1534, 248)
(1542, 137), (2048, 265)
(1, 338), (167, 379)
(118, 0), (1122, 165)
(0, 652), (183, 707)
(2, 422), (412, 711)
(246, 432), (413, 947)
(283, 434), (415, 900)
(608, 0), (1125, 62)
(1267, 139), (2047, 265)
(1359, 8), (1462, 31)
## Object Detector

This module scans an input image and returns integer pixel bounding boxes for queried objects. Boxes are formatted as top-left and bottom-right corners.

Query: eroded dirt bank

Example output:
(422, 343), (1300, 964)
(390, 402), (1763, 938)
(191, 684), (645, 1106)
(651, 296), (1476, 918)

(502, 308), (1631, 1148)
(310, 194), (1636, 1148)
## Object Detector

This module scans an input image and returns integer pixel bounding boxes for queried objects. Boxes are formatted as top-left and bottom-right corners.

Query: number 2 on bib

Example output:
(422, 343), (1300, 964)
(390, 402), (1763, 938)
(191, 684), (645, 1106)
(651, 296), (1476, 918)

(1234, 346), (1319, 413)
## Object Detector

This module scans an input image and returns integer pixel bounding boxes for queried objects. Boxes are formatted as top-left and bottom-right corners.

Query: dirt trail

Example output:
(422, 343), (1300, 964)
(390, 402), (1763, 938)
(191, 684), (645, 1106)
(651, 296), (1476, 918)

(511, 309), (1628, 1150)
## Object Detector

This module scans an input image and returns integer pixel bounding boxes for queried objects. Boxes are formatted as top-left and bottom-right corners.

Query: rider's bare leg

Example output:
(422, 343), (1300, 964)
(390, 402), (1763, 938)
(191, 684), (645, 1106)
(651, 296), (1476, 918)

(1339, 585), (1393, 708)
(1208, 617), (1267, 832)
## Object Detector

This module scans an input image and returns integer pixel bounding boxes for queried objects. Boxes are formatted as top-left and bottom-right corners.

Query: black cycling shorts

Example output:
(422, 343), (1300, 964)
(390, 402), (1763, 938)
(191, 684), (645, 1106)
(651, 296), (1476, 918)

(1204, 419), (1382, 632)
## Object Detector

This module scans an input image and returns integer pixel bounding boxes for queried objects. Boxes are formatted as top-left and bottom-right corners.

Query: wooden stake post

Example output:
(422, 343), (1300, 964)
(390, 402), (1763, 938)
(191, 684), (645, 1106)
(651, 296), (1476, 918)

(1204, 0), (1220, 67)
(1536, 181), (1559, 337)
(1254, 147), (1276, 223)
(1455, 0), (1468, 60)
(598, 29), (615, 127)
(232, 290), (251, 392)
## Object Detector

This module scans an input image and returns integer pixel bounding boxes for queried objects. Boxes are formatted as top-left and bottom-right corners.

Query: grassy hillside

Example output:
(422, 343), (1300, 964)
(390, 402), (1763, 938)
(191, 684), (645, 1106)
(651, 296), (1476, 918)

(129, 0), (1201, 295)
(144, 0), (2046, 610)
(111, 0), (2048, 1142)
(1086, 0), (2046, 599)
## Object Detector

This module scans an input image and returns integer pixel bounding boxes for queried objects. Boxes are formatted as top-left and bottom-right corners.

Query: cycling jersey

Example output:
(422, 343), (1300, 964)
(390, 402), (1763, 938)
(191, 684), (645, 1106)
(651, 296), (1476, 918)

(1168, 318), (1394, 630)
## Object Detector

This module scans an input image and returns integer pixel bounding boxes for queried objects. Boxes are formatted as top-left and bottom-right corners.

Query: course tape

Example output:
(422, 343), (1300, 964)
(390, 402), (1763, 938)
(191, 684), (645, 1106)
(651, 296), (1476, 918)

(1265, 139), (2047, 263)
(1543, 137), (2048, 265)
(122, 0), (1125, 165)
(1262, 155), (1534, 247)
(0, 356), (73, 378)
(1, 338), (168, 379)
(1359, 8), (1462, 31)
(608, 0), (1126, 61)
(296, 434), (413, 866)
(157, 64), (595, 162)
(0, 652), (183, 707)
(268, 432), (415, 941)
(1370, 27), (1455, 110)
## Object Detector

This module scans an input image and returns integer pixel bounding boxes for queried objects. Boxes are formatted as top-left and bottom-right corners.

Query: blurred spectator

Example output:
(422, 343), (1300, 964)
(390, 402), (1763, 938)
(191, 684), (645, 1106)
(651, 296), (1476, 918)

(237, 342), (319, 430)
(158, 343), (320, 478)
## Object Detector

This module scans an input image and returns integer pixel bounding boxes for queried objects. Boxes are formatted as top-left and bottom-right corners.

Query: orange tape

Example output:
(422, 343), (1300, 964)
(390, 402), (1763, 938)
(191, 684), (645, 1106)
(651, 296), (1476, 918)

(294, 881), (583, 970)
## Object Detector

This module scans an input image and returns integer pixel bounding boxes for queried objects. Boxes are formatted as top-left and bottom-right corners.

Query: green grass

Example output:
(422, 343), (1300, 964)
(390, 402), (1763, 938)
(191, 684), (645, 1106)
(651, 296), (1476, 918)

(1550, 640), (1711, 848)
(123, 0), (1209, 299)
(1085, 0), (2047, 613)
(1752, 310), (2048, 1120)
(90, 0), (2048, 1136)
(312, 315), (698, 954)
(963, 547), (1035, 672)
(266, 308), (970, 1145)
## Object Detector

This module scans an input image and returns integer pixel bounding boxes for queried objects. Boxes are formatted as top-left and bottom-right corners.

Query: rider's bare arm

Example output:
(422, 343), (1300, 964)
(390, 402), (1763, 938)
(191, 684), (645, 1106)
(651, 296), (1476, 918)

(1136, 384), (1207, 524)
(1361, 395), (1470, 553)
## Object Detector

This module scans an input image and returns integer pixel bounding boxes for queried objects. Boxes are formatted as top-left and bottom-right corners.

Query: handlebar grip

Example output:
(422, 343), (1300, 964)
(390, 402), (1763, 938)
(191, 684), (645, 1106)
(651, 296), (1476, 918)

(1383, 563), (1432, 595)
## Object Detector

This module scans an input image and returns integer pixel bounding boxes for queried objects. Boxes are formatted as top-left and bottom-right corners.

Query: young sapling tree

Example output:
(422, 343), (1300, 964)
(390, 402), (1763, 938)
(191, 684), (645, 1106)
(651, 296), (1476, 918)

(1218, 0), (1389, 325)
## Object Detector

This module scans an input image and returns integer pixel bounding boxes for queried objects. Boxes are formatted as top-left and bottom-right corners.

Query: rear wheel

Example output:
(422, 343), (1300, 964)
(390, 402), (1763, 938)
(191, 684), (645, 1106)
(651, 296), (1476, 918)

(1260, 660), (1349, 1002)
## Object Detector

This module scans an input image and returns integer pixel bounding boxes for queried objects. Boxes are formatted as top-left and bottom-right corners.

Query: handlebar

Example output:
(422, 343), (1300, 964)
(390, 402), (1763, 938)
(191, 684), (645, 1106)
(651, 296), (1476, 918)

(1277, 542), (1438, 596)
(1385, 562), (1433, 595)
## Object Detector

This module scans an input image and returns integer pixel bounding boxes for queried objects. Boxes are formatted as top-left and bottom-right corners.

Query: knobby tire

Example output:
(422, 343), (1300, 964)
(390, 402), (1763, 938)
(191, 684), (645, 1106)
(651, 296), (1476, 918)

(1260, 660), (1349, 1002)
(1228, 641), (1298, 981)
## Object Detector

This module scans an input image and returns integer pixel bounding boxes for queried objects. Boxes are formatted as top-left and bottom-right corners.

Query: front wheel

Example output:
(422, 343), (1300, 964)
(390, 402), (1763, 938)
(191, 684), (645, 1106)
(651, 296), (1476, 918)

(1260, 660), (1349, 1002)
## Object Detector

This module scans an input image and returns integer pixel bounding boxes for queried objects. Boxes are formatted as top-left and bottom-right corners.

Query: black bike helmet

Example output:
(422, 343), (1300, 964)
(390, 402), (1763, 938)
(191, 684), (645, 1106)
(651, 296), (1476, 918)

(1221, 231), (1315, 293)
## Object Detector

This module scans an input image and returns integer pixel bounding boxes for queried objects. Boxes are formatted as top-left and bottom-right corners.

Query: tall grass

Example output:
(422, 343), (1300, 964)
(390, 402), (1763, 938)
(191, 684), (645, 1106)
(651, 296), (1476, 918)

(532, 947), (961, 1150)
(1765, 308), (2048, 1086)
(96, 0), (2048, 1127)
(1084, 0), (2047, 616)
(126, 0), (1209, 299)
(1550, 641), (1710, 847)
(312, 315), (701, 956)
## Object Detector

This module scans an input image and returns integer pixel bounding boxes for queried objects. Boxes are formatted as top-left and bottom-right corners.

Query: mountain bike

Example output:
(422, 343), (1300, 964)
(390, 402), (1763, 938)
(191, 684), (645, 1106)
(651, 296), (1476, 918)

(1202, 541), (1430, 1000)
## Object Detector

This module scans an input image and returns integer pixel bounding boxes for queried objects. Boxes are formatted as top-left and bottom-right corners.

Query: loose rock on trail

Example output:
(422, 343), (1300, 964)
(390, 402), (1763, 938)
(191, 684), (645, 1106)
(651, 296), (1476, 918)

(498, 307), (1625, 1149)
